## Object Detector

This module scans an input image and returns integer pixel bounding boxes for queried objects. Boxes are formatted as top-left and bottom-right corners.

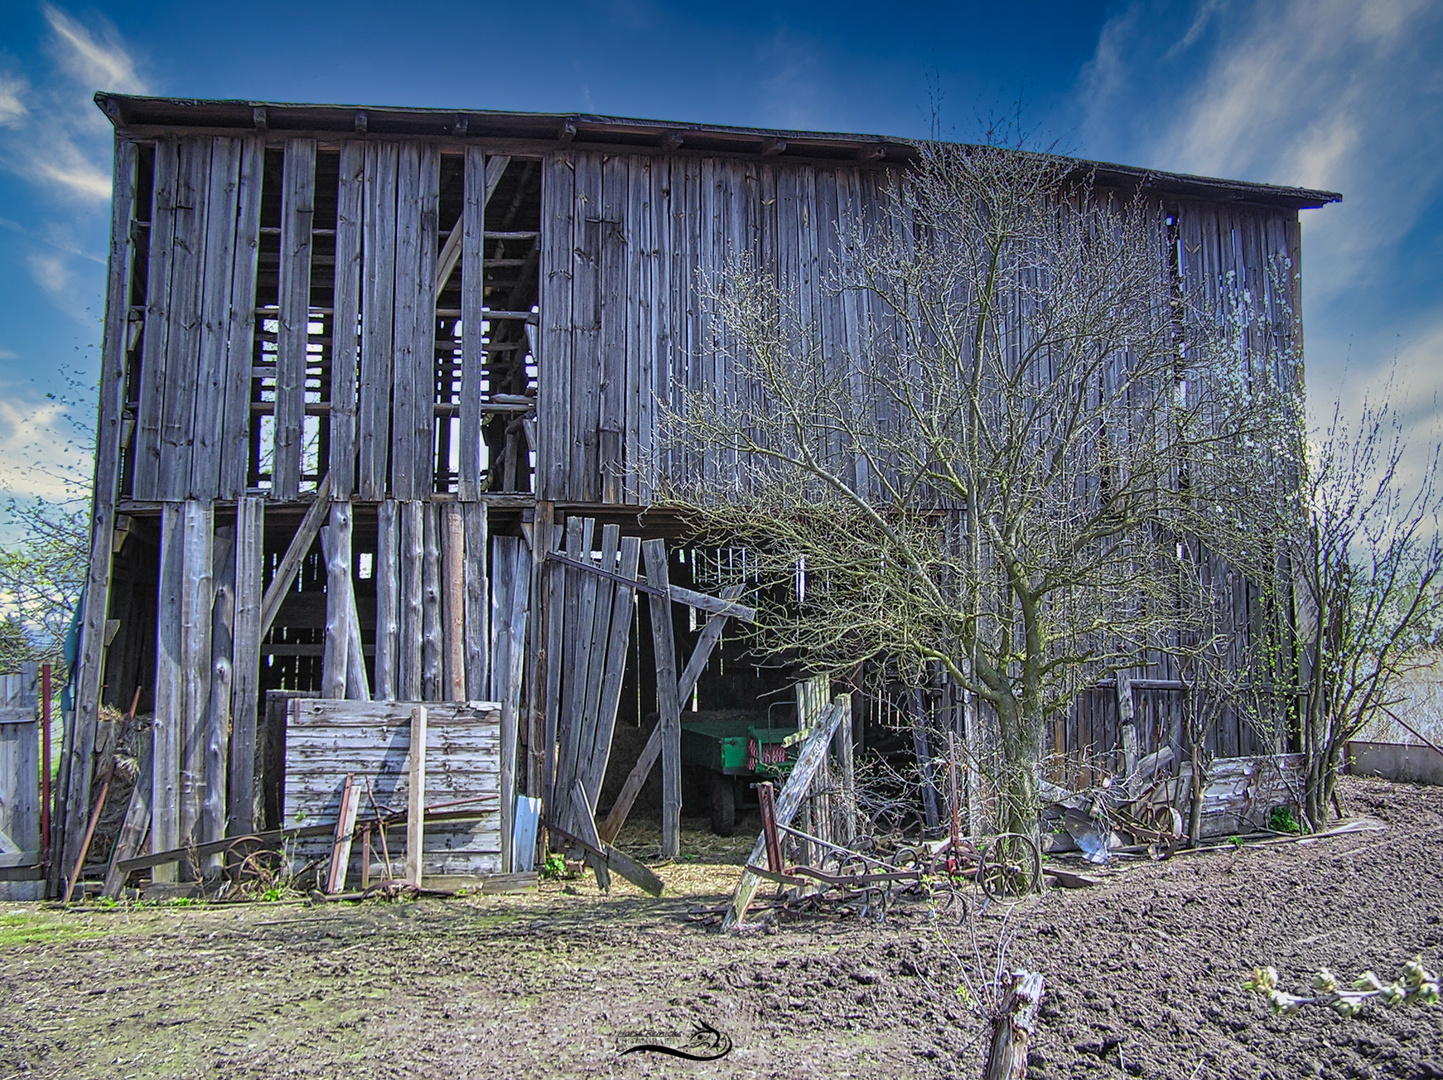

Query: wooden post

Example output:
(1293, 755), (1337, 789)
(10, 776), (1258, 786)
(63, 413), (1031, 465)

(642, 539), (682, 858)
(462, 500), (490, 701)
(202, 524), (235, 874)
(374, 500), (399, 700)
(151, 504), (183, 883)
(322, 503), (353, 699)
(58, 138), (138, 893)
(400, 501), (424, 701)
(179, 501), (214, 864)
(405, 705), (427, 886)
(228, 496), (263, 837)
(442, 503), (466, 701)
(422, 503), (443, 702)
(984, 972), (1046, 1080)
(835, 695), (857, 843)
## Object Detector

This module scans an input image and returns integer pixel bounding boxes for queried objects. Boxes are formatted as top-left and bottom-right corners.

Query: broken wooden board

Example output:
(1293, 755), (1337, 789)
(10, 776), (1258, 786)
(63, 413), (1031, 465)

(724, 695), (850, 930)
(542, 819), (664, 897)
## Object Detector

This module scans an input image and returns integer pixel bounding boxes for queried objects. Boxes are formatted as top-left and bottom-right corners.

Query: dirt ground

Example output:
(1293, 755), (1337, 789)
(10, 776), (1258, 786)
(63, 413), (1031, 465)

(1, 776), (1441, 1080)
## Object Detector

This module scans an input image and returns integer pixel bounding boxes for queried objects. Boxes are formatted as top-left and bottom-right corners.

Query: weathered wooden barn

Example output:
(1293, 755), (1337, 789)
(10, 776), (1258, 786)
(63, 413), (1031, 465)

(48, 93), (1338, 895)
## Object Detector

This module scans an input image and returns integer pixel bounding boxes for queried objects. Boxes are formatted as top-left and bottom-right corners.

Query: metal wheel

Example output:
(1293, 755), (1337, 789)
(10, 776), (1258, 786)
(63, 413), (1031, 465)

(224, 835), (283, 889)
(977, 832), (1042, 899)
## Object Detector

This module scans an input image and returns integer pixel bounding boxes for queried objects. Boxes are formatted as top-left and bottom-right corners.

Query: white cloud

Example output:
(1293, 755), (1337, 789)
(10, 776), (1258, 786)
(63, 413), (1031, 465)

(42, 3), (148, 99)
(1079, 0), (1443, 304)
(1074, 0), (1443, 500)
(0, 5), (147, 205)
(0, 396), (86, 502)
(27, 251), (71, 297)
(0, 73), (28, 127)
(0, 349), (18, 362)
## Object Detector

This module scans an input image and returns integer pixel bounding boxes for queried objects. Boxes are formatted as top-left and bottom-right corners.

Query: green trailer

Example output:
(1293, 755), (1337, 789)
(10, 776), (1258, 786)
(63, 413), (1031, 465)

(680, 715), (804, 835)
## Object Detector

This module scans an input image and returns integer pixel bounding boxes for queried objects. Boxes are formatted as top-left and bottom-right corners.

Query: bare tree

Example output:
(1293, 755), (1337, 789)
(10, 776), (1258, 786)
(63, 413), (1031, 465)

(1287, 393), (1443, 829)
(658, 142), (1289, 836)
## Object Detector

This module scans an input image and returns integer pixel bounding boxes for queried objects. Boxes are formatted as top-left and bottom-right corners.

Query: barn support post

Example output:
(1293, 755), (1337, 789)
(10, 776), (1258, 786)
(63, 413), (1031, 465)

(643, 539), (683, 857)
(57, 138), (138, 896)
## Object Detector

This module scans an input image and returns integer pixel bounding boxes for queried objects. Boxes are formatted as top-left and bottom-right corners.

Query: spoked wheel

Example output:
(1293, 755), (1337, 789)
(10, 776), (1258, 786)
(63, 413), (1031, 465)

(224, 835), (283, 889)
(977, 832), (1043, 899)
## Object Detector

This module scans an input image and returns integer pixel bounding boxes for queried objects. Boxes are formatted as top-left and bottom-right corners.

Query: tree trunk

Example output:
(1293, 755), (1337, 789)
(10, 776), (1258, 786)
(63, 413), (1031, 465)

(984, 971), (1045, 1080)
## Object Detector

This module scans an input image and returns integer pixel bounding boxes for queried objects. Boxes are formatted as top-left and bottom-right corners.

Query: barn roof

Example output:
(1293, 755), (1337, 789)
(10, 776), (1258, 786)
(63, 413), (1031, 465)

(96, 93), (1341, 211)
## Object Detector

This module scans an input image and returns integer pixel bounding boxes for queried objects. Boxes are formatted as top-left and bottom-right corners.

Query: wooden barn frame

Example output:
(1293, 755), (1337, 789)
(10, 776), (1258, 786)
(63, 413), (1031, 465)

(52, 93), (1339, 894)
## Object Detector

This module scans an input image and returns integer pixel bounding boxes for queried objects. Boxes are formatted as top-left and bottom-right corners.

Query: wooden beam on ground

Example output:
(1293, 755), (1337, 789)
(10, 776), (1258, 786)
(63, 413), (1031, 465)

(723, 695), (849, 930)
(568, 778), (610, 892)
(543, 817), (664, 898)
(258, 474), (333, 640)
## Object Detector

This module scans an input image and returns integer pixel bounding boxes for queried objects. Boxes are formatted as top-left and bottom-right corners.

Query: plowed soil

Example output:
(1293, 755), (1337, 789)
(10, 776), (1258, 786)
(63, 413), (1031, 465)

(2, 776), (1440, 1079)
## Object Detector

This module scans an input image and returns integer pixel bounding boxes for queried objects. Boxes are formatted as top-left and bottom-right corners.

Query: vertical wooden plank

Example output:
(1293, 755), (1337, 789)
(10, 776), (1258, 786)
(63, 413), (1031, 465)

(624, 156), (649, 503)
(554, 518), (591, 801)
(399, 500), (424, 701)
(598, 154), (628, 503)
(374, 500), (400, 701)
(649, 158), (671, 494)
(577, 524), (620, 780)
(539, 153), (575, 501)
(156, 137), (211, 502)
(228, 495), (263, 836)
(582, 534), (641, 804)
(542, 521), (565, 814)
(498, 539), (531, 872)
(442, 503), (467, 701)
(178, 500), (214, 858)
(133, 136), (177, 500)
(57, 138), (138, 888)
(191, 137), (241, 500)
(422, 501), (443, 702)
(330, 142), (365, 498)
(642, 539), (682, 856)
(463, 501), (490, 700)
(572, 155), (603, 502)
(405, 705), (427, 885)
(220, 137), (264, 499)
(391, 143), (422, 501)
(274, 138), (316, 500)
(322, 502), (352, 699)
(202, 523), (235, 867)
(458, 146), (488, 500)
(151, 504), (183, 883)
(414, 144), (440, 497)
(359, 142), (398, 500)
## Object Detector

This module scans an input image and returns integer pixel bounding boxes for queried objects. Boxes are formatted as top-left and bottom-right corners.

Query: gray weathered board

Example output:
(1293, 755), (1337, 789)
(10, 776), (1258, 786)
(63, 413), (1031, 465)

(0, 667), (42, 900)
(284, 699), (503, 878)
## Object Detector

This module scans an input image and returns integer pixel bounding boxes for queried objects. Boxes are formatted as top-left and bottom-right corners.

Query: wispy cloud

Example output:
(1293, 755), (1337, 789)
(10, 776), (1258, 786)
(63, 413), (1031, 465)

(1074, 0), (1443, 426)
(0, 73), (28, 127)
(0, 4), (148, 203)
(0, 395), (88, 502)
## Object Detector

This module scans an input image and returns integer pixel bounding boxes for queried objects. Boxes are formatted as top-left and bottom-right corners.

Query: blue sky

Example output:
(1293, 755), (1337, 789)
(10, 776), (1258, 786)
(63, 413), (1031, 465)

(1, 0), (1440, 511)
